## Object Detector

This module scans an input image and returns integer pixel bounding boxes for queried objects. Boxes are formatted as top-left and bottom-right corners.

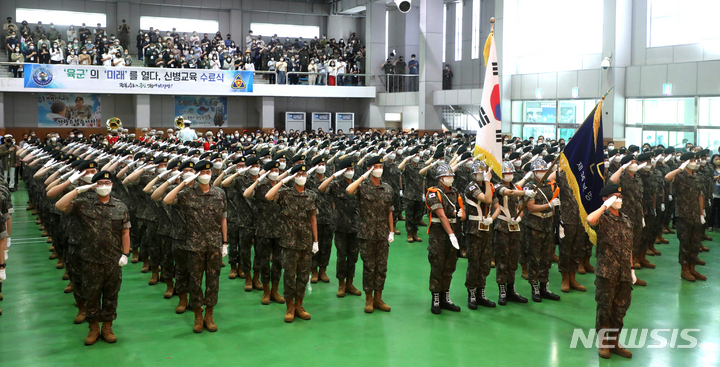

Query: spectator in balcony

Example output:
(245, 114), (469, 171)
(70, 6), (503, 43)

(50, 42), (63, 64)
(327, 60), (337, 86)
(408, 54), (419, 91)
(224, 34), (233, 48)
(54, 34), (66, 51)
(317, 57), (326, 85)
(6, 31), (19, 60)
(65, 24), (76, 42)
(222, 52), (233, 70)
(277, 57), (287, 84)
(355, 51), (365, 85)
(199, 54), (209, 69)
(3, 17), (16, 33)
(245, 30), (253, 50)
(66, 48), (78, 65)
(112, 51), (125, 67)
(382, 57), (394, 92)
(78, 23), (91, 43)
(18, 20), (30, 37)
(394, 56), (406, 92)
(308, 59), (317, 86)
(190, 31), (199, 44)
(101, 48), (112, 67)
(243, 50), (253, 68)
(336, 57), (347, 86)
(10, 46), (23, 78)
(299, 46), (309, 72)
(164, 48), (176, 68)
(178, 54), (189, 68)
(37, 33), (51, 50)
(442, 64), (453, 90)
(136, 31), (145, 60)
(283, 37), (293, 49)
(39, 43), (50, 64)
(267, 57), (276, 84)
(210, 55), (221, 70)
(319, 34), (328, 47)
(31, 21), (45, 43)
(143, 42), (154, 66)
(243, 56), (255, 71)
(46, 23), (59, 43)
(348, 62), (360, 86)
(94, 23), (105, 42)
(78, 47), (91, 65)
(113, 39), (123, 55)
(252, 43), (262, 70)
(123, 49), (132, 66)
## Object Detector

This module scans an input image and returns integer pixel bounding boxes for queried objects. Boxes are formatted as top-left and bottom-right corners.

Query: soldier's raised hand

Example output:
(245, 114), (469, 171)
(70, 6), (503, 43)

(76, 183), (96, 194)
(602, 196), (617, 208)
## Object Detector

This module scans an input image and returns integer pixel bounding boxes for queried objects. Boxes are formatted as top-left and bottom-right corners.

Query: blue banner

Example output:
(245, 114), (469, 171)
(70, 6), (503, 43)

(37, 93), (101, 128)
(175, 96), (227, 127)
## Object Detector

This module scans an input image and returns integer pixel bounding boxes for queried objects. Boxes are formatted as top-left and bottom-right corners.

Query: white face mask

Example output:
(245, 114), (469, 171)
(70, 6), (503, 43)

(191, 157), (199, 163)
(249, 167), (260, 176)
(268, 172), (279, 181)
(344, 170), (354, 179)
(82, 173), (93, 183)
(604, 161), (610, 168)
(465, 161), (473, 168)
(213, 162), (223, 170)
(372, 168), (383, 177)
(641, 164), (651, 171)
(279, 162), (286, 170)
(412, 156), (420, 163)
(503, 174), (513, 182)
(157, 167), (167, 174)
(261, 158), (271, 164)
(316, 166), (326, 174)
(613, 155), (622, 163)
(388, 154), (396, 161)
(294, 176), (307, 186)
(197, 174), (211, 184)
(513, 160), (522, 167)
(627, 163), (639, 172)
(700, 159), (707, 166)
(182, 172), (195, 181)
(687, 162), (699, 170)
(441, 176), (454, 187)
(96, 185), (112, 197)
(611, 198), (622, 210)
(474, 173), (484, 182)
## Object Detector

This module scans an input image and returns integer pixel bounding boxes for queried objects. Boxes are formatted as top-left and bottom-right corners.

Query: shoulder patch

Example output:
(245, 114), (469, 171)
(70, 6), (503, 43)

(428, 193), (436, 199)
(469, 185), (477, 191)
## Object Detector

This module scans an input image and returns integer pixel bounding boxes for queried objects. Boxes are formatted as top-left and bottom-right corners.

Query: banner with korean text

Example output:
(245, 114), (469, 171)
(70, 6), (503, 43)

(175, 96), (227, 127)
(37, 93), (101, 128)
(23, 64), (253, 94)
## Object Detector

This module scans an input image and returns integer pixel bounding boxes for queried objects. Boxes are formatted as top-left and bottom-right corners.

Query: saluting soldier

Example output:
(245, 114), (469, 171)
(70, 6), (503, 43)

(399, 146), (425, 242)
(307, 155), (334, 284)
(555, 164), (590, 293)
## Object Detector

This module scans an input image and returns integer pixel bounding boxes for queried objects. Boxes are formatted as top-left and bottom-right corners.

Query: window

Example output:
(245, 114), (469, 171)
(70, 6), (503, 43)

(454, 1), (463, 61)
(142, 16), (218, 34)
(522, 125), (556, 140)
(16, 8), (106, 27)
(643, 98), (694, 126)
(471, 0), (481, 60)
(698, 97), (720, 126)
(385, 11), (389, 60)
(558, 100), (598, 124)
(442, 4), (447, 63)
(697, 129), (720, 153)
(521, 101), (557, 123)
(249, 23), (319, 40)
(625, 97), (701, 148)
(626, 99), (643, 125)
(647, 0), (720, 47)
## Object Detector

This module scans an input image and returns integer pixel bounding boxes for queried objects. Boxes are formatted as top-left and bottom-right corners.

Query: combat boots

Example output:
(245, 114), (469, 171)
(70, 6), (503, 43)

(583, 257), (595, 273)
(507, 283), (528, 303)
(204, 307), (217, 332)
(393, 228), (401, 235)
(56, 257), (65, 269)
(345, 277), (362, 296)
(639, 257), (656, 269)
(318, 267), (330, 283)
(141, 259), (150, 273)
(419, 219), (427, 227)
(598, 330), (611, 359)
(49, 251), (58, 260)
(84, 321), (101, 345)
(270, 282), (285, 304)
(689, 264), (707, 281)
(477, 287), (496, 307)
(62, 271), (69, 281)
(440, 292), (460, 312)
(284, 298), (295, 323)
(467, 288), (478, 310)
(261, 284), (271, 305)
(531, 283), (542, 303)
(164, 280), (174, 299)
(310, 268), (319, 283)
(373, 290), (391, 312)
(337, 279), (346, 297)
(649, 245), (662, 255)
(681, 264), (695, 282)
(64, 282), (74, 294)
(244, 273), (253, 292)
(294, 297), (311, 320)
(578, 261), (586, 274)
(193, 308), (204, 333)
(148, 267), (159, 285)
(498, 284), (507, 306)
(74, 301), (86, 324)
(540, 282), (561, 300)
(569, 273), (586, 292)
(131, 251), (139, 264)
(176, 293), (188, 314)
(101, 321), (117, 343)
(252, 272), (263, 290)
(431, 292), (441, 314)
(610, 331), (633, 358)
(561, 272), (570, 293)
(407, 233), (414, 243)
(229, 263), (238, 279)
(412, 232), (422, 242)
(521, 263), (528, 279)
(364, 292), (374, 313)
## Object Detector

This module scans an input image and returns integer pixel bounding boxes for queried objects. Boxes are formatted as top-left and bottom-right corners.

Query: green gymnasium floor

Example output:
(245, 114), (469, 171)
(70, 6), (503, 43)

(1, 184), (719, 367)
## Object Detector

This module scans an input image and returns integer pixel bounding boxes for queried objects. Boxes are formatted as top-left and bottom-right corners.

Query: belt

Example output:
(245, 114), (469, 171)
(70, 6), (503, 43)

(468, 215), (483, 221)
(530, 212), (553, 219)
(431, 217), (457, 224)
(498, 215), (510, 223)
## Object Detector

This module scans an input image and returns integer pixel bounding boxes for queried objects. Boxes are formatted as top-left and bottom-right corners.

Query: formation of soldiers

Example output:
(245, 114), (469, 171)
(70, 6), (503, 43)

(2, 128), (713, 359)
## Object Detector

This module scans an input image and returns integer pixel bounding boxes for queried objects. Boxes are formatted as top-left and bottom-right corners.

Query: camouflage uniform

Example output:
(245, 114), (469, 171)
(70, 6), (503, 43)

(355, 179), (394, 293)
(382, 159), (402, 224)
(674, 170), (703, 265)
(638, 169), (658, 258)
(153, 182), (184, 284)
(226, 174), (257, 275)
(329, 177), (360, 279)
(665, 158), (679, 227)
(523, 181), (555, 285)
(557, 170), (590, 273)
(171, 184), (226, 309)
(276, 186), (317, 300)
(67, 193), (131, 323)
(254, 180), (284, 285)
(402, 161), (425, 234)
(137, 172), (163, 272)
(426, 185), (461, 292)
(307, 174), (334, 270)
(593, 209), (633, 333)
(618, 171), (643, 263)
(494, 181), (522, 285)
(463, 180), (495, 290)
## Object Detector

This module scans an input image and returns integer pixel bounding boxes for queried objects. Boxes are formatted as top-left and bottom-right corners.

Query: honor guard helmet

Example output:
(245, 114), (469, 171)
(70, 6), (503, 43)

(435, 163), (455, 178)
(471, 160), (487, 174)
(530, 158), (549, 172)
(502, 161), (515, 174)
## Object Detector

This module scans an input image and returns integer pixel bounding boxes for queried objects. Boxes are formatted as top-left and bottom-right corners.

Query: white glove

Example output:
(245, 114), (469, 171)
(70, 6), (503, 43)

(223, 166), (235, 175)
(549, 198), (561, 208)
(6, 237), (10, 249)
(0, 267), (5, 281)
(3, 249), (7, 261)
(43, 159), (56, 168)
(481, 216), (493, 226)
(524, 190), (536, 198)
(222, 244), (228, 258)
(183, 172), (200, 185)
(281, 173), (297, 184)
(258, 170), (270, 181)
(156, 170), (170, 179)
(603, 196), (617, 208)
(664, 155), (673, 163)
(312, 242), (319, 253)
(400, 189), (404, 197)
(144, 164), (157, 172)
(456, 208), (464, 219)
(631, 269), (637, 284)
(510, 217), (521, 225)
(661, 203), (665, 212)
(118, 255), (128, 267)
(621, 162), (632, 171)
(559, 224), (565, 239)
(332, 168), (347, 178)
(76, 183), (96, 194)
(680, 161), (689, 171)
(388, 232), (395, 243)
(701, 215), (706, 225)
(68, 171), (83, 184)
(448, 233), (460, 249)
(484, 170), (492, 182)
(642, 218), (646, 227)
(166, 172), (181, 184)
(523, 171), (534, 181)
(306, 166), (318, 176)
(668, 195), (673, 201)
(637, 162), (647, 170)
(703, 209), (706, 217)
(362, 167), (374, 179)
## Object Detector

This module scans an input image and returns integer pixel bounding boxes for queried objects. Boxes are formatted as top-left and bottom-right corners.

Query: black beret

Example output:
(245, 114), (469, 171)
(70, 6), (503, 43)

(199, 152), (212, 160)
(178, 160), (195, 171)
(531, 147), (544, 155)
(547, 147), (558, 154)
(502, 146), (511, 153)
(456, 145), (467, 154)
(246, 157), (260, 166)
(367, 155), (383, 166)
(409, 146), (421, 155)
(263, 160), (279, 171)
(257, 148), (271, 157)
(193, 160), (212, 172)
(177, 148), (189, 154)
(133, 152), (146, 160)
(91, 170), (114, 183)
(188, 149), (201, 156)
(432, 149), (444, 159)
(273, 152), (287, 161)
(77, 160), (98, 171)
(153, 155), (169, 164)
(636, 152), (652, 162)
(232, 156), (246, 165)
(608, 149), (619, 157)
(508, 152), (521, 160)
(628, 145), (640, 153)
(210, 153), (222, 161)
(700, 149), (710, 157)
(665, 147), (675, 154)
(71, 159), (85, 168)
(523, 146), (532, 153)
(310, 156), (326, 166)
(290, 164), (307, 174)
(460, 152), (472, 161)
(680, 152), (697, 161)
(543, 155), (555, 163)
(167, 160), (179, 170)
(620, 155), (635, 165)
(653, 149), (664, 157)
(618, 148), (627, 154)
(599, 184), (621, 198)
(291, 154), (305, 163)
(338, 158), (355, 170)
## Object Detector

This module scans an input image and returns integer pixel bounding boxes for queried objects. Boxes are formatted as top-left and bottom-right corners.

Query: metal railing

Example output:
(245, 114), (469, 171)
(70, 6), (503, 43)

(379, 74), (419, 93)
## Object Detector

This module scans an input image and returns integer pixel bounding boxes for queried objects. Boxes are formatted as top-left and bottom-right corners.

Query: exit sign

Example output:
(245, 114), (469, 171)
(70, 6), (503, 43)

(663, 83), (672, 95)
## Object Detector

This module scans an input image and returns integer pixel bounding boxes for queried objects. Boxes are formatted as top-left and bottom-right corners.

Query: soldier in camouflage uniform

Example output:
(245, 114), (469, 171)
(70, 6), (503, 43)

(382, 148), (402, 236)
(347, 155), (394, 314)
(266, 164), (318, 323)
(163, 160), (228, 333)
(218, 156), (246, 280)
(610, 155), (648, 285)
(524, 158), (562, 302)
(650, 149), (669, 249)
(426, 163), (464, 314)
(400, 147), (425, 242)
(56, 170), (130, 346)
(660, 147), (678, 235)
(463, 161), (497, 309)
(320, 158), (362, 297)
(587, 184), (634, 359)
(556, 168), (590, 293)
(664, 152), (706, 282)
(307, 156), (334, 284)
(636, 153), (659, 270)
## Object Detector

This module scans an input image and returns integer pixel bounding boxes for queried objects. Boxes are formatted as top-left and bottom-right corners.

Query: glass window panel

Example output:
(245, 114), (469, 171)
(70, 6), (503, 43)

(249, 23), (319, 40)
(522, 124), (556, 141)
(142, 16), (219, 34)
(625, 127), (643, 147)
(558, 128), (576, 142)
(512, 124), (522, 139)
(698, 97), (720, 127)
(471, 0), (481, 60)
(648, 0), (720, 47)
(643, 98), (694, 125)
(16, 8), (106, 27)
(558, 99), (598, 124)
(512, 101), (522, 122)
(522, 101), (556, 123)
(626, 99), (643, 125)
(698, 129), (720, 153)
(454, 2), (463, 61)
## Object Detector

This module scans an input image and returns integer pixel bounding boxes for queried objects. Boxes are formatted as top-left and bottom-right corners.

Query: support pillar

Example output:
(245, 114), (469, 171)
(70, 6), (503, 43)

(135, 94), (150, 134)
(418, 0), (444, 131)
(257, 97), (275, 131)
